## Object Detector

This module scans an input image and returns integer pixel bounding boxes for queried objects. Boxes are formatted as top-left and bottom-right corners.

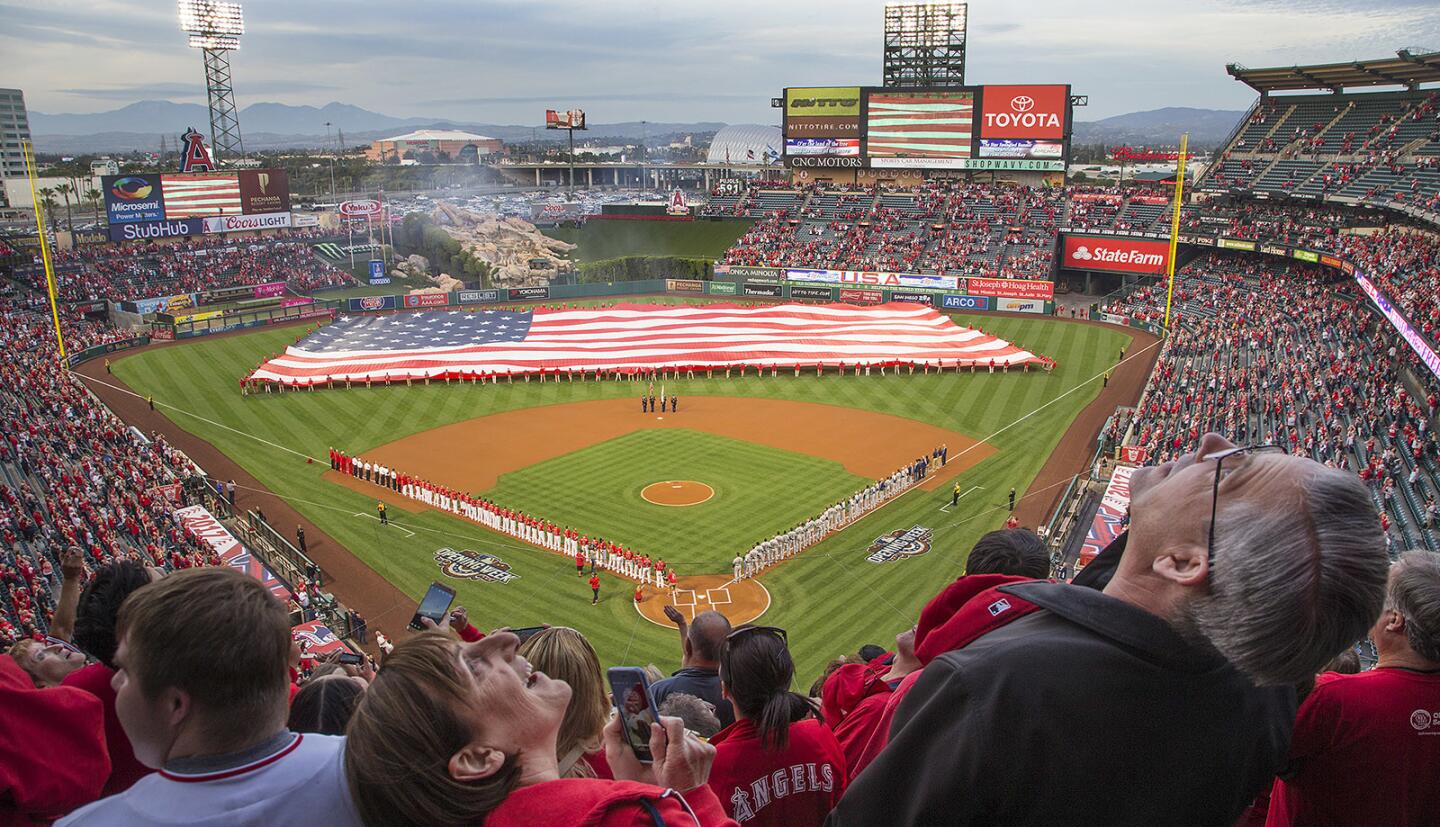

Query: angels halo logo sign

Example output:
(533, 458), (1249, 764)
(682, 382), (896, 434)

(434, 547), (519, 583)
(866, 525), (934, 564)
(360, 296), (386, 311)
(1010, 95), (1035, 113)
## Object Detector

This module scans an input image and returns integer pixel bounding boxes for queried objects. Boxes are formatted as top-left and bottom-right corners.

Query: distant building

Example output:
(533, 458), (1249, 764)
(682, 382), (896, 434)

(705, 125), (782, 166)
(366, 129), (504, 163)
(0, 88), (33, 208)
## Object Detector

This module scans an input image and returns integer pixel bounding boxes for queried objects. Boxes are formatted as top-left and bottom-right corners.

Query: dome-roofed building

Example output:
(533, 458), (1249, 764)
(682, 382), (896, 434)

(705, 125), (782, 166)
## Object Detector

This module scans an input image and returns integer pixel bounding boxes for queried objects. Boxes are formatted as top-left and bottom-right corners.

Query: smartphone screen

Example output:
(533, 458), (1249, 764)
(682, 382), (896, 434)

(608, 667), (658, 762)
(410, 582), (456, 631)
(511, 626), (545, 644)
(338, 651), (364, 665)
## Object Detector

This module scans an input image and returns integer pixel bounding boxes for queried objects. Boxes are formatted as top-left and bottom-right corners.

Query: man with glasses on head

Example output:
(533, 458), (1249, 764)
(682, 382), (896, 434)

(829, 433), (1390, 826)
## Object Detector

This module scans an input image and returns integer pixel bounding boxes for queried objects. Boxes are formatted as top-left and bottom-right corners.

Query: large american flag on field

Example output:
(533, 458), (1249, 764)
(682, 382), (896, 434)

(866, 92), (974, 159)
(248, 303), (1047, 386)
(161, 173), (242, 218)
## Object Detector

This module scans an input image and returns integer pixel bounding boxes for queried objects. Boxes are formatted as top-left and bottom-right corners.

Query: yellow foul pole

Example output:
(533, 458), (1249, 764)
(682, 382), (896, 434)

(21, 140), (67, 362)
(1161, 132), (1189, 332)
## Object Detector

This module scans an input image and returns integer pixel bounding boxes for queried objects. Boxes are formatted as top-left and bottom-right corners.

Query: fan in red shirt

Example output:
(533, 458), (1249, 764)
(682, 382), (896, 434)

(1266, 551), (1440, 826)
(708, 625), (847, 826)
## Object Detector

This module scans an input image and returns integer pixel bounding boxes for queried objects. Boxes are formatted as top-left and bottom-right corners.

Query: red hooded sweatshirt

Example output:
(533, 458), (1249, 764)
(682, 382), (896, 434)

(848, 574), (1040, 776)
(819, 663), (890, 776)
(481, 777), (736, 826)
(707, 718), (847, 827)
(0, 655), (111, 825)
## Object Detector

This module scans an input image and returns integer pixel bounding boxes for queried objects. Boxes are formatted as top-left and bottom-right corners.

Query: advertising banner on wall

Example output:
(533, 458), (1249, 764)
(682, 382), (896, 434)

(131, 293), (198, 315)
(743, 282), (783, 297)
(665, 279), (705, 293)
(1293, 249), (1320, 263)
(787, 268), (960, 291)
(1078, 464), (1135, 566)
(253, 282), (287, 299)
(941, 294), (990, 311)
(238, 170), (290, 214)
(174, 505), (292, 602)
(890, 291), (935, 305)
(1217, 238), (1256, 251)
(162, 173), (242, 219)
(108, 217), (204, 242)
(531, 203), (584, 224)
(789, 285), (835, 301)
(203, 212), (292, 234)
(785, 138), (862, 157)
(838, 288), (883, 305)
(291, 212), (320, 227)
(458, 289), (501, 304)
(784, 87), (862, 140)
(1320, 254), (1343, 269)
(966, 278), (1055, 300)
(349, 295), (398, 312)
(1061, 236), (1170, 276)
(102, 174), (166, 224)
(509, 286), (550, 301)
(714, 265), (781, 280)
(403, 292), (451, 308)
(978, 85), (1069, 140)
(997, 297), (1047, 314)
(866, 90), (975, 166)
(977, 139), (1064, 160)
(368, 259), (390, 285)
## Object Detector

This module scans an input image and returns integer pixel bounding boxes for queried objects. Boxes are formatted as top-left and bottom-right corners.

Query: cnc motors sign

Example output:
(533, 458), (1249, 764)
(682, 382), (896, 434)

(979, 85), (1068, 140)
(1062, 236), (1170, 276)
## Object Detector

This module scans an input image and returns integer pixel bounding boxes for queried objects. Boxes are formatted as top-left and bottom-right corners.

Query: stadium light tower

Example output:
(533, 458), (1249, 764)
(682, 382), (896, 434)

(883, 2), (968, 88)
(178, 0), (246, 163)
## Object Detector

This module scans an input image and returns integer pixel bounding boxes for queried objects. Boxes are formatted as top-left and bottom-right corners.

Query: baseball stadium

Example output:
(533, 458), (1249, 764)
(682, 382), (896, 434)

(2, 2), (1439, 825)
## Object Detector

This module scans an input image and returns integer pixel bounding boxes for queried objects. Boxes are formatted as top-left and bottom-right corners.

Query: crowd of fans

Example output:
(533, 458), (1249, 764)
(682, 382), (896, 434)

(13, 230), (351, 303)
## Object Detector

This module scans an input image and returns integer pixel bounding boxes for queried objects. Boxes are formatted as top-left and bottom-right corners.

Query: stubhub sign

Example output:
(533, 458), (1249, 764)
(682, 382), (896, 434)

(108, 218), (204, 242)
(1062, 235), (1171, 276)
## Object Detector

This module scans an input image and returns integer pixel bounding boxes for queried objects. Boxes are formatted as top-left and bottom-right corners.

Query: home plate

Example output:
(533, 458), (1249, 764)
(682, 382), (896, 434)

(697, 595), (708, 602)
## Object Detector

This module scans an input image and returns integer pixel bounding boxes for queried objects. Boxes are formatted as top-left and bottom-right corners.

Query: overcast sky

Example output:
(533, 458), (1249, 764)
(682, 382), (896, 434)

(3, 0), (1438, 123)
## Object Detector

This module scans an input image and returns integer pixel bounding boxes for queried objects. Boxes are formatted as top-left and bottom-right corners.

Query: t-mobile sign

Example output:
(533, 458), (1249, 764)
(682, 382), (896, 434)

(1062, 235), (1171, 276)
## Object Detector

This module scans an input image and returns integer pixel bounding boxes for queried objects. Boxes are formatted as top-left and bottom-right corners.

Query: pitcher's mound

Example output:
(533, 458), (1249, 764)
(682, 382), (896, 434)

(640, 480), (714, 507)
(635, 574), (770, 627)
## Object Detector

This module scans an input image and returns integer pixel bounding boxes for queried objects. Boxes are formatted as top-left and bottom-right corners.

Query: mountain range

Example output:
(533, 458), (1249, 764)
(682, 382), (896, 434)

(30, 100), (1246, 154)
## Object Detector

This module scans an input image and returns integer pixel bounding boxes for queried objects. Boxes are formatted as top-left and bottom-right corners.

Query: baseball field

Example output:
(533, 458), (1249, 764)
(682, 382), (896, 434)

(90, 306), (1141, 680)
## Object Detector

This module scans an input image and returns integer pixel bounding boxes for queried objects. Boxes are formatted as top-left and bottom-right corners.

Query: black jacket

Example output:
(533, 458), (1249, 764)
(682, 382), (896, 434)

(827, 578), (1296, 826)
(650, 666), (735, 728)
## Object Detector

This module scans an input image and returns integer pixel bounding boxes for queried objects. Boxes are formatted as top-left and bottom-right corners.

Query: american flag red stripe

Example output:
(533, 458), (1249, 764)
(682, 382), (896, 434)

(248, 302), (1048, 386)
(867, 94), (974, 158)
(161, 174), (242, 218)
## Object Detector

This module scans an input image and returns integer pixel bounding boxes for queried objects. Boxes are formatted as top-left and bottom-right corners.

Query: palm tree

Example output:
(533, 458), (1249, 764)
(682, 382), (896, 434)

(55, 182), (75, 232)
(84, 189), (103, 223)
(37, 187), (59, 233)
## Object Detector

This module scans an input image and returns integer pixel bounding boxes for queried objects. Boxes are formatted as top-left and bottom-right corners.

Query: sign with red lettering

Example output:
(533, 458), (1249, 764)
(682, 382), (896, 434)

(1120, 446), (1149, 464)
(1062, 235), (1171, 276)
(838, 288), (883, 305)
(966, 278), (1055, 300)
(979, 85), (1068, 140)
(403, 292), (451, 308)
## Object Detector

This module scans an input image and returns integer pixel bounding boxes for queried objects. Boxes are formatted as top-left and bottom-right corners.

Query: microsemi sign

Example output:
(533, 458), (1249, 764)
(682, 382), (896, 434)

(1061, 236), (1170, 276)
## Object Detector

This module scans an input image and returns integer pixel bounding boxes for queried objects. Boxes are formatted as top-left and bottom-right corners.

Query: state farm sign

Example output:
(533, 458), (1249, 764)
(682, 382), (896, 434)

(340, 199), (382, 217)
(1062, 236), (1170, 276)
(979, 85), (1068, 140)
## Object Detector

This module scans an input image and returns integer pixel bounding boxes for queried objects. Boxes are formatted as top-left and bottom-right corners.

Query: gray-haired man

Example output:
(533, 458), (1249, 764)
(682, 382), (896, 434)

(830, 433), (1390, 826)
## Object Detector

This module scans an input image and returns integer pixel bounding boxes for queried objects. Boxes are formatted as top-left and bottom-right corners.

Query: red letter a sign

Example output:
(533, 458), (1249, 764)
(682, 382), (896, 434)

(179, 127), (216, 172)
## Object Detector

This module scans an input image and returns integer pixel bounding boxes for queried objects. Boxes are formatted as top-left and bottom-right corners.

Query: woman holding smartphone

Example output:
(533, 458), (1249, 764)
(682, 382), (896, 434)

(708, 625), (848, 826)
(343, 630), (736, 826)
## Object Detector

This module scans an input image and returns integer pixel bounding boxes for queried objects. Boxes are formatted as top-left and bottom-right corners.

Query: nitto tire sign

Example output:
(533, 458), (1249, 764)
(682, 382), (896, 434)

(789, 285), (834, 301)
(509, 286), (551, 301)
(1062, 236), (1170, 276)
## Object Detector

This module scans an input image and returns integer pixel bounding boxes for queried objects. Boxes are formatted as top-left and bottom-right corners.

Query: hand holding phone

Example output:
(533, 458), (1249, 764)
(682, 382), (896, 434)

(603, 714), (715, 793)
(510, 625), (545, 644)
(338, 651), (364, 666)
(607, 667), (659, 762)
(409, 581), (456, 632)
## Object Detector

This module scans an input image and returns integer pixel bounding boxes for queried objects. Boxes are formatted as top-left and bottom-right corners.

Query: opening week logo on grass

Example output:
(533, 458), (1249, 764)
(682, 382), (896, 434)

(435, 547), (519, 583)
(866, 525), (934, 564)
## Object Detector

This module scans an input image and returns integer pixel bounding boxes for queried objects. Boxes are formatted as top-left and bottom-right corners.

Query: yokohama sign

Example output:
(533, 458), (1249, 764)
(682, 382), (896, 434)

(1062, 236), (1170, 276)
(979, 85), (1068, 140)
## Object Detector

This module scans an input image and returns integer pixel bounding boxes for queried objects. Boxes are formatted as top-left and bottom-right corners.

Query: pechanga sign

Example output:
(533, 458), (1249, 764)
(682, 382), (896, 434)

(1062, 236), (1170, 276)
(866, 525), (934, 564)
(435, 547), (519, 583)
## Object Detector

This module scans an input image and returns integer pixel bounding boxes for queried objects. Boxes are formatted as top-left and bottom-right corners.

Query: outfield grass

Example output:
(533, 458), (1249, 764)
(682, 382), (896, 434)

(488, 429), (869, 571)
(543, 219), (753, 263)
(112, 310), (1130, 681)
